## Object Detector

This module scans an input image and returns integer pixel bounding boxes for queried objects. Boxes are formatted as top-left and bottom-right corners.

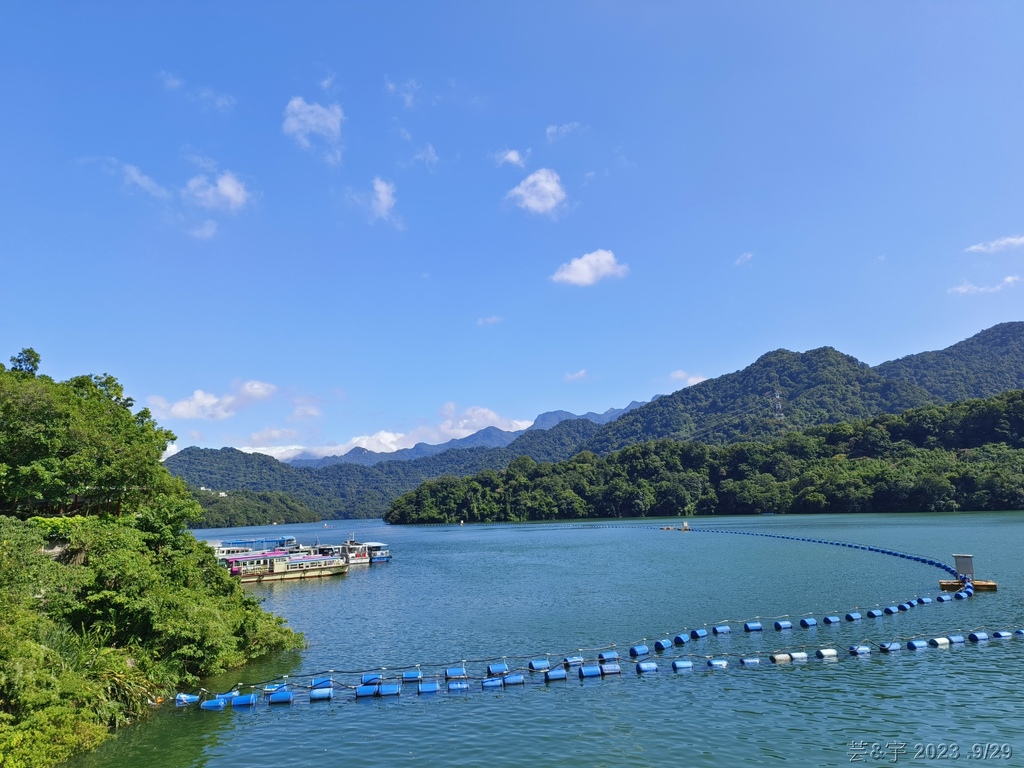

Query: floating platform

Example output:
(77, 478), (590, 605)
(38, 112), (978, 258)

(939, 579), (997, 592)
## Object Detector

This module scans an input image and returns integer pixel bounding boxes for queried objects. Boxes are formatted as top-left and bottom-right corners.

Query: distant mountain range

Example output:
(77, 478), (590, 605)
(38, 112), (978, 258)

(166, 321), (1024, 519)
(287, 402), (648, 468)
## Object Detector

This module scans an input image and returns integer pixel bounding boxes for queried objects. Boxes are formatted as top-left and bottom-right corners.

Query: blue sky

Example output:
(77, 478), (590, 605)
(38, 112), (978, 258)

(2, 3), (1023, 460)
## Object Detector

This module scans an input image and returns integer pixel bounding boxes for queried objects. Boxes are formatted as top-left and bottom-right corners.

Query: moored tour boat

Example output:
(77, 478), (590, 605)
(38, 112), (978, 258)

(340, 537), (391, 565)
(225, 550), (349, 583)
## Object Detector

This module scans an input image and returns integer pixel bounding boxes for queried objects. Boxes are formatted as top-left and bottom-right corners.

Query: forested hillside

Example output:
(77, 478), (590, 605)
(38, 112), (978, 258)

(386, 390), (1024, 524)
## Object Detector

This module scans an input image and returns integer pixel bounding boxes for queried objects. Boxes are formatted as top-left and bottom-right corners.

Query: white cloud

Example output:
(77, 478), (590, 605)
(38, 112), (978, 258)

(546, 122), (583, 142)
(965, 235), (1024, 253)
(371, 177), (398, 222)
(282, 96), (344, 163)
(565, 369), (587, 382)
(148, 379), (277, 421)
(158, 71), (235, 112)
(735, 251), (754, 266)
(183, 171), (250, 212)
(161, 442), (182, 460)
(158, 70), (184, 90)
(119, 162), (171, 199)
(948, 276), (1020, 295)
(551, 248), (629, 286)
(189, 219), (218, 239)
(477, 315), (503, 327)
(292, 405), (323, 419)
(493, 148), (527, 167)
(507, 168), (566, 215)
(248, 427), (300, 445)
(670, 370), (708, 386)
(385, 77), (420, 108)
(413, 143), (439, 171)
(320, 73), (336, 91)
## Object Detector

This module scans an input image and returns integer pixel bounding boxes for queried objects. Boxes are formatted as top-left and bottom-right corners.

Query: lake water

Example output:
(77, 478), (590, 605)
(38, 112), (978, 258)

(67, 513), (1024, 767)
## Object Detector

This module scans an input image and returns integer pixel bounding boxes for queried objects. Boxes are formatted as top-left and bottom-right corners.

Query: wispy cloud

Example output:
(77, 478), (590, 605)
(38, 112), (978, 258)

(477, 315), (503, 327)
(564, 369), (587, 382)
(493, 148), (528, 167)
(670, 370), (708, 386)
(385, 77), (420, 108)
(546, 122), (583, 142)
(948, 276), (1020, 295)
(735, 251), (754, 266)
(113, 160), (171, 199)
(248, 427), (300, 445)
(158, 70), (235, 112)
(507, 168), (566, 215)
(413, 143), (439, 171)
(148, 379), (278, 421)
(189, 220), (218, 239)
(182, 171), (250, 212)
(282, 96), (344, 164)
(551, 249), (629, 286)
(965, 235), (1024, 254)
(371, 177), (398, 223)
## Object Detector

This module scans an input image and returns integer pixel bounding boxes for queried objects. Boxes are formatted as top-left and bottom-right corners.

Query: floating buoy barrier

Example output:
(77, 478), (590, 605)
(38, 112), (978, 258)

(174, 528), (1011, 713)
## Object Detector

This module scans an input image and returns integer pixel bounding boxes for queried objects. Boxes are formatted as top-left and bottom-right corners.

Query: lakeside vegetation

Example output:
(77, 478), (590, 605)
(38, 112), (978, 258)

(190, 487), (321, 528)
(0, 351), (303, 768)
(385, 391), (1024, 524)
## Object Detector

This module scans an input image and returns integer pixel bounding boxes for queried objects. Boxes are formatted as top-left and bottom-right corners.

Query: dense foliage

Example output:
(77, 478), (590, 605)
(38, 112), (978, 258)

(385, 391), (1024, 524)
(190, 487), (321, 527)
(0, 351), (303, 768)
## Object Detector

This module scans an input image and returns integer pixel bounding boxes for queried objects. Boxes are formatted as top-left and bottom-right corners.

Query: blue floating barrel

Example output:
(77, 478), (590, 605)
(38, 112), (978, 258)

(993, 631), (1012, 639)
(740, 657), (759, 667)
(816, 648), (838, 659)
(418, 681), (440, 695)
(884, 606), (898, 614)
(775, 620), (792, 630)
(361, 673), (382, 685)
(600, 663), (621, 676)
(311, 677), (333, 689)
(529, 659), (550, 671)
(673, 634), (689, 646)
(545, 668), (568, 682)
(898, 603), (911, 611)
(504, 674), (525, 686)
(1016, 629), (1024, 637)
(231, 693), (259, 708)
(770, 653), (792, 663)
(948, 634), (965, 645)
(867, 609), (883, 618)
(849, 645), (870, 656)
(629, 644), (649, 657)
(598, 651), (619, 663)
(175, 693), (201, 706)
(355, 684), (378, 698)
(378, 683), (400, 697)
(309, 687), (333, 701)
(879, 642), (901, 653)
(965, 587), (975, 596)
(845, 612), (861, 622)
(447, 681), (470, 692)
(563, 655), (584, 668)
(487, 662), (510, 676)
(445, 667), (467, 679)
(790, 652), (809, 662)
(214, 691), (238, 700)
(579, 665), (602, 679)
(672, 659), (693, 672)
(482, 678), (504, 689)
(402, 670), (422, 683)
(707, 659), (728, 669)
(200, 698), (227, 711)
(969, 632), (988, 642)
(712, 625), (730, 635)
(268, 690), (294, 705)
(936, 594), (952, 602)
(954, 592), (967, 600)
(907, 639), (928, 650)
(918, 597), (932, 604)
(744, 621), (763, 632)
(690, 628), (708, 639)
(800, 618), (817, 628)
(636, 661), (658, 674)
(929, 637), (951, 648)
(655, 638), (673, 652)
(823, 616), (841, 625)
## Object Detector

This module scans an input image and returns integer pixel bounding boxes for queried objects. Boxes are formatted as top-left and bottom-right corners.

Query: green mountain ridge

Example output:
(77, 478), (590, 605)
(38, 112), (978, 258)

(164, 322), (1024, 520)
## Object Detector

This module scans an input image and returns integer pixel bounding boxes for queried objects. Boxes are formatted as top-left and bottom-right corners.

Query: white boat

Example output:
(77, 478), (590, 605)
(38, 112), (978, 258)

(340, 537), (392, 565)
(366, 542), (392, 563)
(225, 550), (349, 583)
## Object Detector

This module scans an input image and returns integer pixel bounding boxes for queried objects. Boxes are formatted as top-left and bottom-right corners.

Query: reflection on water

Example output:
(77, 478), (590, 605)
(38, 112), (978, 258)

(69, 513), (1024, 767)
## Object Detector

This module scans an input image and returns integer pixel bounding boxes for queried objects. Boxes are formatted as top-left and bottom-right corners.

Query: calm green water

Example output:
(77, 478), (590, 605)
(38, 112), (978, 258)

(68, 513), (1024, 767)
